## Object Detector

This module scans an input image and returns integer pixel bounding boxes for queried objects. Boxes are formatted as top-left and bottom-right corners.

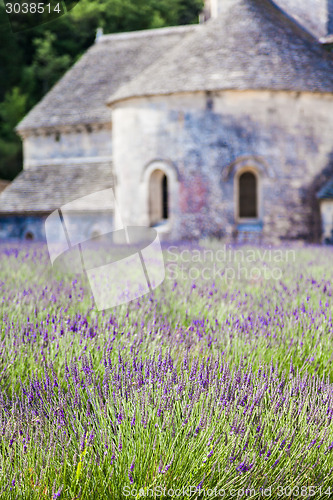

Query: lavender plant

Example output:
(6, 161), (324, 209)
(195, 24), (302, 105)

(0, 242), (332, 498)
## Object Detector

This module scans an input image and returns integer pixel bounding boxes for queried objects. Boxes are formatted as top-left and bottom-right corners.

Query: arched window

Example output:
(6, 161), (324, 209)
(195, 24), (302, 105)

(162, 174), (168, 219)
(238, 171), (258, 219)
(149, 169), (169, 226)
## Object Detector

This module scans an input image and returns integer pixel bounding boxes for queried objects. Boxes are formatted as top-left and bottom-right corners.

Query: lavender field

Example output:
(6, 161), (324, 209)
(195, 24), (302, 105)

(1, 242), (333, 498)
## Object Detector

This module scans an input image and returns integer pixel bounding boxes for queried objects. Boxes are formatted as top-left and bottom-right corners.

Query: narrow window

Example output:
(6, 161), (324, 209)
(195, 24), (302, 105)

(162, 174), (168, 220)
(239, 171), (257, 218)
(149, 169), (169, 225)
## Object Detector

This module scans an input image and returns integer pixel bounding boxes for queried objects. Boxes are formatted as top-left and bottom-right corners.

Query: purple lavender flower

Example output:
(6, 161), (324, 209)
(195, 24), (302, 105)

(53, 486), (63, 499)
(161, 455), (174, 474)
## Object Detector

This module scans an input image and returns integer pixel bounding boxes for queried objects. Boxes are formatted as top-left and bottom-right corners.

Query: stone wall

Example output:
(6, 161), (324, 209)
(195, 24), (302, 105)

(319, 200), (333, 241)
(0, 215), (47, 240)
(112, 90), (333, 243)
(0, 213), (114, 242)
(22, 124), (112, 169)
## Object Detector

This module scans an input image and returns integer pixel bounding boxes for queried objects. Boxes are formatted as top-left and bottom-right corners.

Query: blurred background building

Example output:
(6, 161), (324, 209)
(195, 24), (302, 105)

(1, 0), (333, 243)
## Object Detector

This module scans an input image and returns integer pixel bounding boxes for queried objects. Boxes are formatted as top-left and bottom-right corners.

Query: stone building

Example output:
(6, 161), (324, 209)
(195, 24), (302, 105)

(1, 0), (333, 242)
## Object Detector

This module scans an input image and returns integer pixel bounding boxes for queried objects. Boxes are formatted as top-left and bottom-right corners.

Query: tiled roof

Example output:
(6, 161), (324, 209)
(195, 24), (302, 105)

(108, 0), (333, 105)
(17, 25), (196, 132)
(0, 180), (10, 194)
(0, 163), (114, 213)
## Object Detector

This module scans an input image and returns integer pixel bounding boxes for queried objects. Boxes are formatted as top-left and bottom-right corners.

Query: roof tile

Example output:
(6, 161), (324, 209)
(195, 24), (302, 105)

(17, 26), (196, 132)
(108, 0), (333, 104)
(0, 163), (114, 213)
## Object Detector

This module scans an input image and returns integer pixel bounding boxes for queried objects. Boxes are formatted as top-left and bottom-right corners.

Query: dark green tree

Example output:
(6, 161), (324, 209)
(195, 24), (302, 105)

(0, 87), (27, 180)
(32, 31), (72, 94)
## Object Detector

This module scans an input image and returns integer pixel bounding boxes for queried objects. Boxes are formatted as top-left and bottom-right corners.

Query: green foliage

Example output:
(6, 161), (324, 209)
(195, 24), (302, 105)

(32, 31), (72, 93)
(1, 244), (333, 496)
(0, 87), (27, 179)
(0, 0), (204, 180)
(0, 5), (22, 101)
(0, 87), (26, 133)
